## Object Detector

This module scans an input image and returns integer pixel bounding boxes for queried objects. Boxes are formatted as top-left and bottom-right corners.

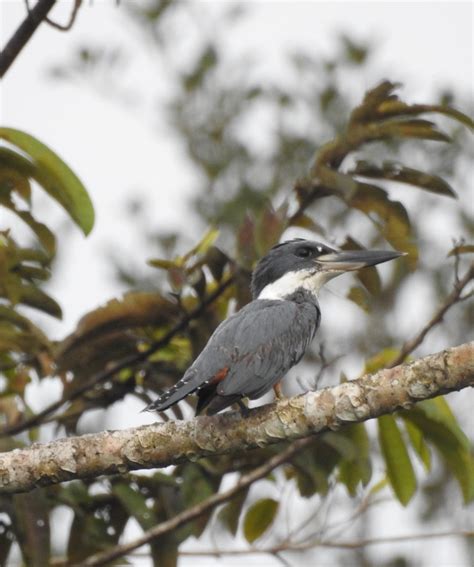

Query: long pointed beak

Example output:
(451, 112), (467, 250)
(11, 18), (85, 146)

(315, 249), (404, 271)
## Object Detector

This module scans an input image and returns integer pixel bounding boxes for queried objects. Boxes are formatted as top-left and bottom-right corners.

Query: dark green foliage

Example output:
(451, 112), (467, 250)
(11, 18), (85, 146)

(243, 498), (279, 543)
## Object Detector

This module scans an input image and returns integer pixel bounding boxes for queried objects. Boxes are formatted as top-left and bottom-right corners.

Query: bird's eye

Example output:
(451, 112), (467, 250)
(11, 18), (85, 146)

(296, 247), (313, 258)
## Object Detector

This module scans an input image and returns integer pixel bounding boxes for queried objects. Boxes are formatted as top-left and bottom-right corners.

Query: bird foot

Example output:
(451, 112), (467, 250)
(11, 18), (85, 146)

(237, 399), (250, 417)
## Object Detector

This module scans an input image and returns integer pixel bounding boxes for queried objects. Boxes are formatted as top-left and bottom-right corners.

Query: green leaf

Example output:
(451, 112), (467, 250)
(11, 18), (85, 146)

(376, 119), (451, 142)
(148, 258), (179, 270)
(347, 286), (370, 312)
(378, 414), (416, 505)
(181, 463), (219, 537)
(348, 182), (418, 268)
(402, 419), (431, 471)
(243, 498), (279, 543)
(15, 284), (62, 319)
(218, 487), (249, 536)
(0, 128), (95, 235)
(184, 227), (220, 259)
(0, 165), (31, 203)
(338, 423), (372, 495)
(352, 160), (457, 198)
(365, 347), (401, 373)
(401, 398), (474, 503)
(112, 482), (157, 530)
(341, 238), (382, 295)
(204, 246), (229, 281)
(8, 208), (56, 257)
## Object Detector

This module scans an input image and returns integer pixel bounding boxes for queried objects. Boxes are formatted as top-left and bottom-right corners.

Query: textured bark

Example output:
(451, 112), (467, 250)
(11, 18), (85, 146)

(1, 342), (473, 494)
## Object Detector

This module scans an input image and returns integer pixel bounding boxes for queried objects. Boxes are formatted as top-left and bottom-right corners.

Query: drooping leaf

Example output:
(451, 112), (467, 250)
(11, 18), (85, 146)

(401, 398), (474, 503)
(243, 498), (279, 543)
(256, 205), (286, 256)
(378, 414), (416, 505)
(204, 246), (229, 281)
(351, 160), (457, 198)
(349, 81), (474, 130)
(348, 182), (418, 267)
(7, 284), (62, 319)
(347, 286), (370, 312)
(402, 418), (431, 471)
(0, 128), (95, 235)
(180, 463), (219, 537)
(375, 119), (451, 143)
(338, 423), (372, 496)
(112, 482), (157, 530)
(7, 208), (56, 257)
(13, 490), (50, 567)
(218, 487), (249, 536)
(375, 100), (474, 130)
(0, 165), (31, 203)
(341, 237), (382, 295)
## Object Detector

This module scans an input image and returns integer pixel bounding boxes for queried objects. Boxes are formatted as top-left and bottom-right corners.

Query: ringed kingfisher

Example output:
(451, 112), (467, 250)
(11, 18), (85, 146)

(144, 239), (402, 416)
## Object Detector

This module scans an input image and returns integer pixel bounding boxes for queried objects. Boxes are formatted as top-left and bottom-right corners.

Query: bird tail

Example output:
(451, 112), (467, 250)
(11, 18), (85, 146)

(142, 369), (200, 413)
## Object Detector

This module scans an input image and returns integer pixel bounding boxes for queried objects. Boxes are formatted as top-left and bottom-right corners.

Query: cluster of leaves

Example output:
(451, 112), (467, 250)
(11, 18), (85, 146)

(0, 128), (94, 433)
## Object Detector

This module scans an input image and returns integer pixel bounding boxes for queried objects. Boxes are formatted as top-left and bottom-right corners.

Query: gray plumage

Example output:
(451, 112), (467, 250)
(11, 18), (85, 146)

(144, 238), (402, 416)
(148, 295), (320, 414)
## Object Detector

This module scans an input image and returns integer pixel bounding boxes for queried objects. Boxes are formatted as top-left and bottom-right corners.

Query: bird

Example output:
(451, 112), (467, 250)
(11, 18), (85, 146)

(144, 238), (402, 416)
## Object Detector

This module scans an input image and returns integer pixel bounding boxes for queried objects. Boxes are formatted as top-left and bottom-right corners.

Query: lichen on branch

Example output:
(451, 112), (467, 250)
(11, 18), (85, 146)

(1, 342), (472, 494)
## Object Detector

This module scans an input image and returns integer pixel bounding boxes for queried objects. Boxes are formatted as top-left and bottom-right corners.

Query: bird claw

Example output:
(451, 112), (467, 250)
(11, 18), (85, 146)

(237, 399), (250, 417)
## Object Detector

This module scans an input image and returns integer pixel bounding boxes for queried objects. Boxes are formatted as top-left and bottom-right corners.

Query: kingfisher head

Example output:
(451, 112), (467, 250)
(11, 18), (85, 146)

(251, 238), (403, 300)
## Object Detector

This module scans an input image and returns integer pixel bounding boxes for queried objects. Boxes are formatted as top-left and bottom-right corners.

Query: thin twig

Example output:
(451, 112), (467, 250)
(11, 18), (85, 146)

(79, 437), (313, 566)
(388, 263), (474, 368)
(177, 530), (474, 556)
(0, 276), (235, 437)
(0, 0), (57, 78)
(25, 0), (82, 31)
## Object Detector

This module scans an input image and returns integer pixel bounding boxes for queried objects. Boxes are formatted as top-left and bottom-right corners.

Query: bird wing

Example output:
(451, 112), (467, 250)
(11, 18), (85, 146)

(145, 299), (319, 413)
(193, 299), (320, 399)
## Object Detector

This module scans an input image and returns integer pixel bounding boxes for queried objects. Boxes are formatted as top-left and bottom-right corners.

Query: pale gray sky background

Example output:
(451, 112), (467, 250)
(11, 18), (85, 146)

(1, 1), (473, 566)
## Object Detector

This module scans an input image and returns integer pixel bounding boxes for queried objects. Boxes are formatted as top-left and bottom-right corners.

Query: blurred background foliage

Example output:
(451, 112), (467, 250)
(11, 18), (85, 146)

(0, 1), (473, 566)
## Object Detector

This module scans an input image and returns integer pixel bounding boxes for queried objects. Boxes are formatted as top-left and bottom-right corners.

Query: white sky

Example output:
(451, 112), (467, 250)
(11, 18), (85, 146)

(1, 2), (473, 566)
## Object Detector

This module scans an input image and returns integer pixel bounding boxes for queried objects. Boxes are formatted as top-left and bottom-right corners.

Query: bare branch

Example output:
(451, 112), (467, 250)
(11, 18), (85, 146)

(1, 342), (472, 495)
(177, 530), (474, 556)
(0, 0), (57, 79)
(389, 263), (473, 367)
(25, 0), (83, 31)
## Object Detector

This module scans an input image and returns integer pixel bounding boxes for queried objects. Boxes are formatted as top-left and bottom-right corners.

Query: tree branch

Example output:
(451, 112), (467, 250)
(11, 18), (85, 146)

(0, 0), (57, 79)
(1, 342), (472, 495)
(81, 437), (314, 567)
(389, 263), (473, 367)
(177, 530), (474, 556)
